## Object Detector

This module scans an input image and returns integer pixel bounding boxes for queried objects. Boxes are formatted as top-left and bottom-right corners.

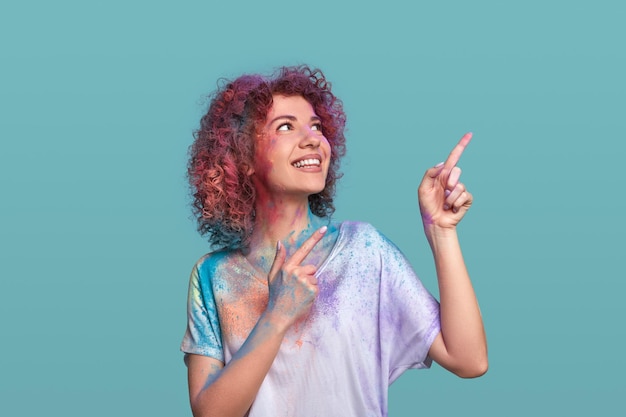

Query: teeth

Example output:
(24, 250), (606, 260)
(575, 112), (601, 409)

(292, 158), (321, 168)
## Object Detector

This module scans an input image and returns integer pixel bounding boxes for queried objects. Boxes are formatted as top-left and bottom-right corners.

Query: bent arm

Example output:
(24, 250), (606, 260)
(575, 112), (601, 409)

(426, 227), (488, 378)
(187, 228), (327, 416)
(187, 311), (289, 417)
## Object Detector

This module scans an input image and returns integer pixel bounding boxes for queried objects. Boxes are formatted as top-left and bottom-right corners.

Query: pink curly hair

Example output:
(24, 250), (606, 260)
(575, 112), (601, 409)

(188, 65), (347, 250)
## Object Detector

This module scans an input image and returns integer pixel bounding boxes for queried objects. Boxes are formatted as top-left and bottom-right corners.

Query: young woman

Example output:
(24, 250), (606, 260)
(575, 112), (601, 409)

(181, 65), (487, 417)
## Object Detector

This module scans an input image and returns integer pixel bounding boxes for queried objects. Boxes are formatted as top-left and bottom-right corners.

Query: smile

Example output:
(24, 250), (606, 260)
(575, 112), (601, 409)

(292, 158), (321, 168)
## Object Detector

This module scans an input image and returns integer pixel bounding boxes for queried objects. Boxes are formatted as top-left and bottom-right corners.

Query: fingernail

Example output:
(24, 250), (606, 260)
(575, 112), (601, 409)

(444, 190), (451, 197)
(319, 226), (328, 234)
(277, 240), (281, 250)
(435, 162), (444, 168)
(443, 204), (450, 210)
(452, 207), (458, 213)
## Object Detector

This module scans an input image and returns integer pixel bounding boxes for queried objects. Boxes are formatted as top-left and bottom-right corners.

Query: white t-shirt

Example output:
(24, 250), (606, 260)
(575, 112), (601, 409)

(181, 221), (441, 416)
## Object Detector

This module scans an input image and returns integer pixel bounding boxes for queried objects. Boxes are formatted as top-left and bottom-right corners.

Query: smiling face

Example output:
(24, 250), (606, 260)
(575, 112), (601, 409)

(252, 95), (331, 201)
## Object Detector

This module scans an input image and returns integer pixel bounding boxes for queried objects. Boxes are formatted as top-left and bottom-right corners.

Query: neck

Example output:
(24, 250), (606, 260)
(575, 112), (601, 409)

(249, 195), (324, 252)
(242, 194), (329, 276)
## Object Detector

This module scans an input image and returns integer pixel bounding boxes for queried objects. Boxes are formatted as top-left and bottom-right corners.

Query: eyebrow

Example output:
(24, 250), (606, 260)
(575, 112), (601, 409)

(268, 115), (321, 126)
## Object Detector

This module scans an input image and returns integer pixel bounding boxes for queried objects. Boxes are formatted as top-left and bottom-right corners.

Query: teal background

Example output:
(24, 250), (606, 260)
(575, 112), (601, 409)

(1, 0), (624, 415)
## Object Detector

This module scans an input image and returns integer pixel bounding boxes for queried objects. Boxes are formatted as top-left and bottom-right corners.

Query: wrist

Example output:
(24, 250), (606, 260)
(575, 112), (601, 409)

(259, 309), (292, 335)
(424, 225), (460, 251)
(424, 223), (457, 240)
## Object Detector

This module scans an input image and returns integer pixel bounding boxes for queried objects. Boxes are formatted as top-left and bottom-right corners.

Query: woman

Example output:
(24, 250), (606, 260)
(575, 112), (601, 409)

(181, 65), (487, 416)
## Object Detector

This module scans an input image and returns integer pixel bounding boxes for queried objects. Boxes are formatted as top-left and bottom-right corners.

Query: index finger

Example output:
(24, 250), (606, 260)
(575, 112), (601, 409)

(286, 226), (328, 266)
(443, 132), (473, 170)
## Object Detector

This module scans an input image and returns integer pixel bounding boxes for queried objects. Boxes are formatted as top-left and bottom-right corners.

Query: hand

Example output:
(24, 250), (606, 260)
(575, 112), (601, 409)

(265, 226), (327, 328)
(418, 133), (473, 231)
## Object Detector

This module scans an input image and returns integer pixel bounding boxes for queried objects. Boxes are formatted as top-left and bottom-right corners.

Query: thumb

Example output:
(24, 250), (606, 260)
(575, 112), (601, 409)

(426, 162), (445, 178)
(420, 162), (445, 191)
(268, 240), (286, 285)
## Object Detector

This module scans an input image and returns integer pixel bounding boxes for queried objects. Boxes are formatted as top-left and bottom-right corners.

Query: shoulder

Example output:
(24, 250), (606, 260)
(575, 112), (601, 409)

(338, 220), (378, 239)
(338, 221), (393, 248)
(190, 249), (240, 282)
(338, 221), (411, 269)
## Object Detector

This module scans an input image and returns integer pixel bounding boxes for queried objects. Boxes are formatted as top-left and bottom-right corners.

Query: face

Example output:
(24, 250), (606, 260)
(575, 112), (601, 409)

(252, 95), (331, 200)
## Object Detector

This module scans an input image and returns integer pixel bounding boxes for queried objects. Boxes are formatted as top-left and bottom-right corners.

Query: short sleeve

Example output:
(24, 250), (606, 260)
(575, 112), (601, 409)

(180, 256), (224, 363)
(376, 231), (441, 383)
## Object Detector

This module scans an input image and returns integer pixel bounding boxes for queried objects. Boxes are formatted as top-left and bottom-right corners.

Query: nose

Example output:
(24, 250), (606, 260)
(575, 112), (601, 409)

(299, 126), (321, 148)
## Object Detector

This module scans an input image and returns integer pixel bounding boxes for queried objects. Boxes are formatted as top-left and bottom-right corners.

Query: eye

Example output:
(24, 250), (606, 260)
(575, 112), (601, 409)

(311, 122), (323, 132)
(277, 122), (293, 131)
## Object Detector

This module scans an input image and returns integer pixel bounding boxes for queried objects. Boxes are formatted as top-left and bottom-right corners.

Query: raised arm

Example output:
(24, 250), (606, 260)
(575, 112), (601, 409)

(418, 133), (488, 378)
(187, 227), (328, 417)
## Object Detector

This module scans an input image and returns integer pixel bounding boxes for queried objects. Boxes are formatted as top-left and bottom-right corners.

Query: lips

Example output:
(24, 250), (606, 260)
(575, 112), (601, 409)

(291, 154), (322, 169)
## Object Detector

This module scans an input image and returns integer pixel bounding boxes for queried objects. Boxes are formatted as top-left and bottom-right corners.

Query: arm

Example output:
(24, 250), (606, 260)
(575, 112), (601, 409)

(187, 227), (327, 417)
(418, 133), (488, 378)
(187, 311), (289, 417)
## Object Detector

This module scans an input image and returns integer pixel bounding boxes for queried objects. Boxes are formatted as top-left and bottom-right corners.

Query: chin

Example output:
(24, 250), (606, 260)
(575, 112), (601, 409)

(308, 184), (327, 195)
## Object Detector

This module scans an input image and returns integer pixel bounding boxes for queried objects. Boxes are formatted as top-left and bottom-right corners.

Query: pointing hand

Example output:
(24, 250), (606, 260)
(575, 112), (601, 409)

(418, 133), (473, 230)
(266, 226), (327, 328)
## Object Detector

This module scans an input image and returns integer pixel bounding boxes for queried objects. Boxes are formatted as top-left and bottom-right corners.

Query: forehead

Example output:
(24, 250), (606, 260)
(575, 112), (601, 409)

(266, 95), (317, 121)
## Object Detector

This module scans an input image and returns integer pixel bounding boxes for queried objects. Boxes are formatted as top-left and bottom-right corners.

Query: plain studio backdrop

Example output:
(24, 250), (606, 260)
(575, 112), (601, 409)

(1, 1), (624, 416)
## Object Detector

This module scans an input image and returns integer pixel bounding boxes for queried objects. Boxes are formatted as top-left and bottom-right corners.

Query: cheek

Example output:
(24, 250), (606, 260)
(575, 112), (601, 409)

(254, 157), (273, 177)
(322, 136), (331, 151)
(322, 139), (332, 161)
(254, 139), (276, 175)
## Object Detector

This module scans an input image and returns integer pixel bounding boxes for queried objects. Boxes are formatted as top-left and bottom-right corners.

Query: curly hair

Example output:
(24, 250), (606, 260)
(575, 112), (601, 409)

(188, 65), (347, 250)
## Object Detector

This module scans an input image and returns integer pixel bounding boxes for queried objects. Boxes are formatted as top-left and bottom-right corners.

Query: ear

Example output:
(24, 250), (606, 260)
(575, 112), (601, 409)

(246, 165), (255, 176)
